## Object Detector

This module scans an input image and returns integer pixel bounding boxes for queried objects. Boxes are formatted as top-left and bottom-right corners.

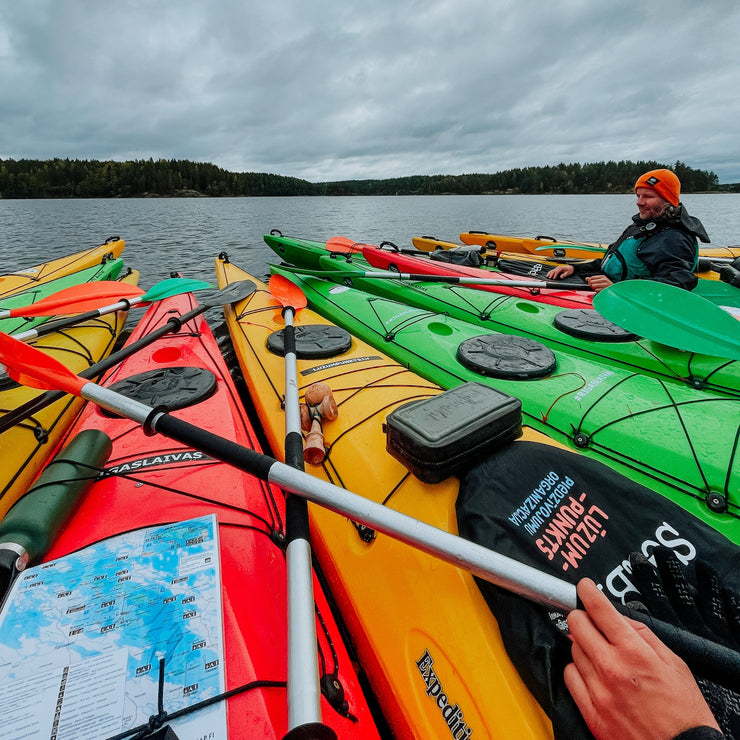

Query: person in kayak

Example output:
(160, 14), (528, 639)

(547, 168), (709, 292)
(565, 578), (724, 740)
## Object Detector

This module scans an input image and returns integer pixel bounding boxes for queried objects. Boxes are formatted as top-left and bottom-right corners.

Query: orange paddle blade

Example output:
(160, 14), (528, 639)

(269, 274), (307, 312)
(3, 281), (144, 318)
(325, 236), (372, 254)
(0, 331), (87, 395)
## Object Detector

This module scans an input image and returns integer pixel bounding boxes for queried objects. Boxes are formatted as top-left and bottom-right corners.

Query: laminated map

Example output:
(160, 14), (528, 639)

(0, 515), (227, 740)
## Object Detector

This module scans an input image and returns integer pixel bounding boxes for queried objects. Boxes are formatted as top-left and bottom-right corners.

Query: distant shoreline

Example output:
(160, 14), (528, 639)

(1, 158), (735, 199)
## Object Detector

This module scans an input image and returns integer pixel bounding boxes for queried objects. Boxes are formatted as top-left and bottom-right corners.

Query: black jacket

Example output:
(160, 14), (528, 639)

(574, 204), (709, 290)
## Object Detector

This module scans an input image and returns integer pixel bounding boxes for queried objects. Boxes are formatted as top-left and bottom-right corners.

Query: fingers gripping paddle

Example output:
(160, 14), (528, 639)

(594, 280), (740, 361)
(0, 281), (145, 319)
(12, 277), (215, 344)
(2, 330), (740, 691)
(268, 275), (334, 739)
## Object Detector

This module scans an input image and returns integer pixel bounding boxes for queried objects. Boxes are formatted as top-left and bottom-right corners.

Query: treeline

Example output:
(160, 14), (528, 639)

(0, 157), (727, 199)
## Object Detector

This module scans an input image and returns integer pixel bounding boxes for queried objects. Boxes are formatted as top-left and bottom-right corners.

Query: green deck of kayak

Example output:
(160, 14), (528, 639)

(265, 234), (740, 399)
(270, 264), (740, 545)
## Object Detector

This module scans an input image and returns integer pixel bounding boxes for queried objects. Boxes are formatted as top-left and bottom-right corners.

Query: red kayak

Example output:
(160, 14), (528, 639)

(42, 291), (381, 739)
(362, 245), (595, 309)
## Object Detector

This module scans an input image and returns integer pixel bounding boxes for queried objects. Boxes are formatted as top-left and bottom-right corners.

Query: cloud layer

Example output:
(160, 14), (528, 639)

(2, 1), (739, 183)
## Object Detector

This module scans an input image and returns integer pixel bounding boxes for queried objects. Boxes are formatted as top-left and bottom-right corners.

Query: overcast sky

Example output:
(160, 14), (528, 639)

(2, 1), (739, 183)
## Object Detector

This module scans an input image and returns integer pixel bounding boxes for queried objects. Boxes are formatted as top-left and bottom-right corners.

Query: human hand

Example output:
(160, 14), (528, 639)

(585, 275), (613, 292)
(546, 264), (575, 280)
(564, 578), (720, 740)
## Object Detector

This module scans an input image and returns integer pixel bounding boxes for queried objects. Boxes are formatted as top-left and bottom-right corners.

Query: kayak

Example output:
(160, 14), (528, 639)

(0, 236), (125, 301)
(0, 269), (138, 520)
(414, 234), (594, 263)
(34, 291), (380, 739)
(214, 253), (554, 740)
(414, 235), (731, 281)
(265, 233), (596, 310)
(459, 230), (740, 262)
(0, 256), (126, 337)
(269, 246), (740, 399)
(459, 231), (607, 258)
(268, 266), (740, 544)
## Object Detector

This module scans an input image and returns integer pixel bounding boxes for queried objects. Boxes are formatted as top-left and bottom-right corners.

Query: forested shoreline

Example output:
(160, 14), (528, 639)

(0, 157), (733, 199)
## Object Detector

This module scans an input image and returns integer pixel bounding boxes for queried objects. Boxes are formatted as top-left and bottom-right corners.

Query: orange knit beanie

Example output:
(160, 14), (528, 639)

(634, 169), (681, 206)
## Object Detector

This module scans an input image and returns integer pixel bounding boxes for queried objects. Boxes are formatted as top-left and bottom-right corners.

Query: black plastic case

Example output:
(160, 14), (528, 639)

(383, 382), (523, 483)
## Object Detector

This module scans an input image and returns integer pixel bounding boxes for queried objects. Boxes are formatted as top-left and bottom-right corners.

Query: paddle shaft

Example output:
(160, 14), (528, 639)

(0, 295), (222, 435)
(0, 282), (256, 435)
(280, 303), (327, 734)
(12, 296), (144, 343)
(291, 267), (594, 291)
(46, 376), (736, 691)
(3, 319), (738, 691)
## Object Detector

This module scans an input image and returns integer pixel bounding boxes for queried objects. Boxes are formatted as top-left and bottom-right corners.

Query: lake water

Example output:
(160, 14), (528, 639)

(2, 194), (739, 289)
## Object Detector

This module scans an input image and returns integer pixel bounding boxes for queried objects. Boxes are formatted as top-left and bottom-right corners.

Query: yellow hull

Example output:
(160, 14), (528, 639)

(412, 235), (576, 264)
(0, 269), (138, 519)
(459, 231), (605, 258)
(419, 234), (737, 280)
(0, 237), (125, 301)
(459, 230), (740, 259)
(215, 255), (554, 740)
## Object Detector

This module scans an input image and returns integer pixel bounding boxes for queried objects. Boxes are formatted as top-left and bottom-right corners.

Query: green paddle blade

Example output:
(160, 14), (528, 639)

(692, 279), (740, 310)
(140, 277), (214, 302)
(593, 280), (740, 361)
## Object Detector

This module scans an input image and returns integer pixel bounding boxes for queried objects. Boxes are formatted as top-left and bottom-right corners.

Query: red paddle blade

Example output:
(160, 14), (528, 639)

(325, 236), (370, 254)
(269, 274), (307, 311)
(6, 281), (145, 318)
(0, 331), (87, 395)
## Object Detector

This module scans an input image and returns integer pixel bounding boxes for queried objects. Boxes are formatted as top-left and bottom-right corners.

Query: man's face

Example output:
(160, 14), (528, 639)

(635, 187), (670, 220)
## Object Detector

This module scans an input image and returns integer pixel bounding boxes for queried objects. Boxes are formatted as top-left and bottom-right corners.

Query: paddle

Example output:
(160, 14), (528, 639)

(594, 281), (740, 361)
(693, 278), (740, 309)
(0, 281), (256, 435)
(1, 331), (739, 691)
(12, 277), (215, 344)
(327, 236), (494, 262)
(268, 275), (333, 739)
(0, 281), (145, 319)
(283, 265), (596, 291)
(325, 236), (374, 254)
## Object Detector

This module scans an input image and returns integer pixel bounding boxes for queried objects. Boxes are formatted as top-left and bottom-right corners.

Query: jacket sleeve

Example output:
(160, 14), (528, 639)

(638, 229), (699, 290)
(571, 258), (605, 276)
(672, 728), (727, 739)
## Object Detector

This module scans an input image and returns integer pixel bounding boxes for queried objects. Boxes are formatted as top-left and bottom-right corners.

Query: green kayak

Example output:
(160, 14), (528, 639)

(265, 233), (740, 399)
(270, 264), (740, 544)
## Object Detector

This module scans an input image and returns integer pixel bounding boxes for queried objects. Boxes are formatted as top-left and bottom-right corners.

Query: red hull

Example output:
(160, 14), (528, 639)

(362, 246), (595, 309)
(44, 293), (380, 739)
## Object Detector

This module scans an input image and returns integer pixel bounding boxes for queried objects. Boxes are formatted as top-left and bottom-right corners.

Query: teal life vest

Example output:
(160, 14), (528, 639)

(600, 236), (651, 282)
(600, 232), (699, 283)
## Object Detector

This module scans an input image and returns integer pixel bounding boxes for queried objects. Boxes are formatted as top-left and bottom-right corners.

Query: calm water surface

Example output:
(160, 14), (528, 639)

(1, 194), (738, 289)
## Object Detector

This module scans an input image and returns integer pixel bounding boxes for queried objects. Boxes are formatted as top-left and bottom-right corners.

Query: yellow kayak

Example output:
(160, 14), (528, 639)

(459, 230), (740, 259)
(0, 269), (138, 519)
(215, 253), (554, 740)
(418, 234), (738, 281)
(412, 235), (581, 263)
(0, 237), (125, 301)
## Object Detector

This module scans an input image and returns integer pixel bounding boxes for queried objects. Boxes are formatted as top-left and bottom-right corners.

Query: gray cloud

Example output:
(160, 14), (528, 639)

(2, 0), (739, 182)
